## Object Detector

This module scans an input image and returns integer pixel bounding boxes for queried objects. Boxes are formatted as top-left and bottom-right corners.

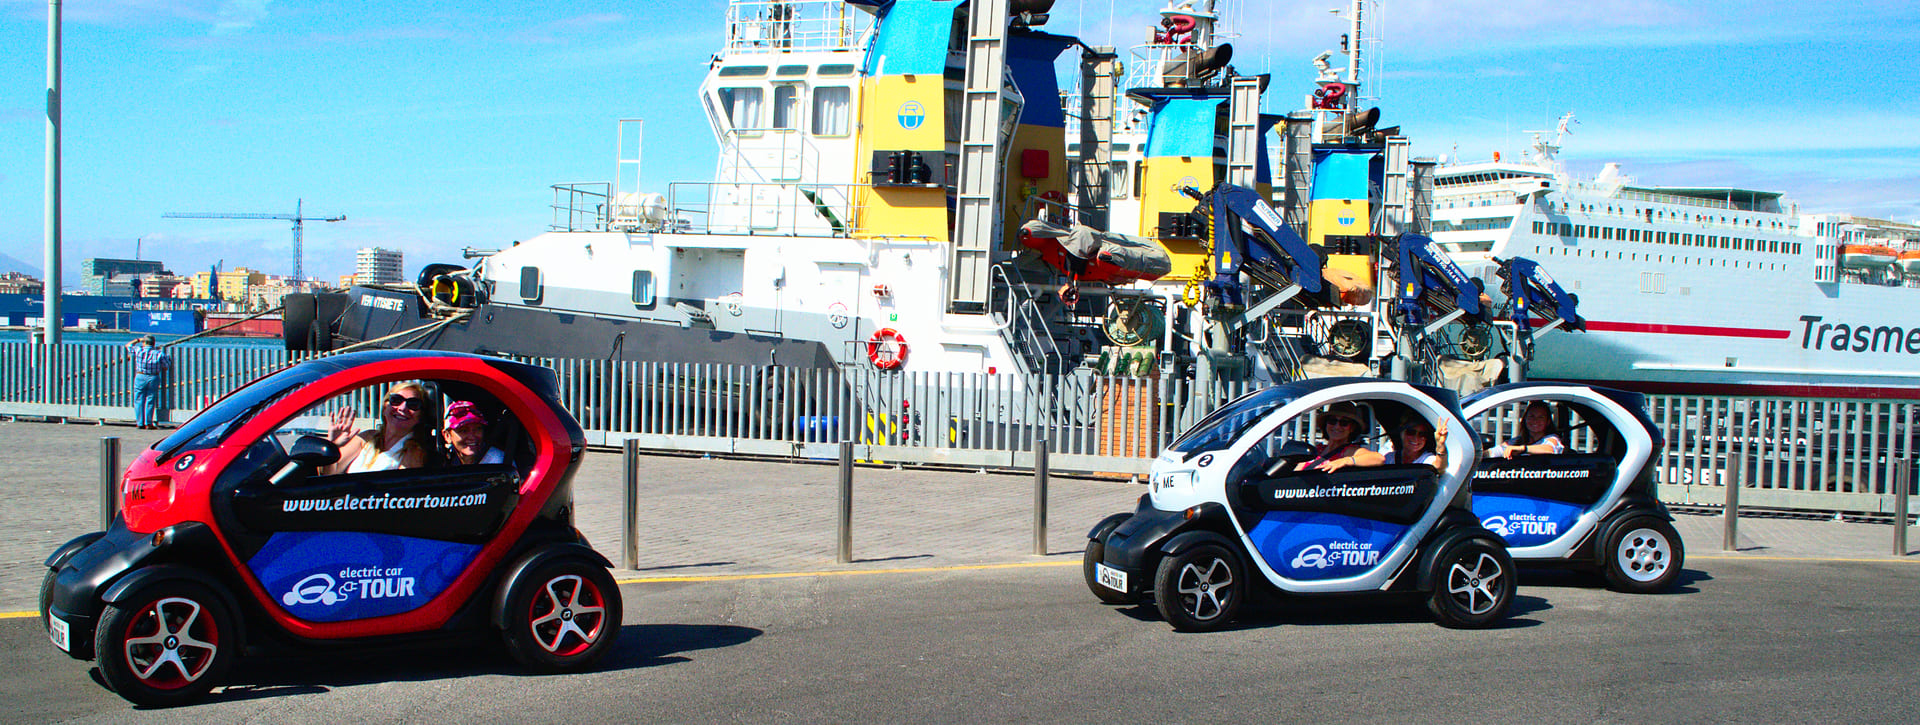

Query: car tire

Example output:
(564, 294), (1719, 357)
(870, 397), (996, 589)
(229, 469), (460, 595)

(1083, 521), (1138, 605)
(1603, 518), (1684, 594)
(1153, 543), (1244, 632)
(94, 580), (237, 707)
(501, 559), (622, 672)
(1427, 537), (1515, 629)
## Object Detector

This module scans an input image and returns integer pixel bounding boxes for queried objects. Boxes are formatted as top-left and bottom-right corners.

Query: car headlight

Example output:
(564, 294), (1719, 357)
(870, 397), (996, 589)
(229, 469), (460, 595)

(1153, 470), (1197, 493)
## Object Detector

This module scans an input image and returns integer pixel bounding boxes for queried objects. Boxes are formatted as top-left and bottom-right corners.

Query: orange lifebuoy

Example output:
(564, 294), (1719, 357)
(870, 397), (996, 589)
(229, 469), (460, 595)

(866, 328), (908, 369)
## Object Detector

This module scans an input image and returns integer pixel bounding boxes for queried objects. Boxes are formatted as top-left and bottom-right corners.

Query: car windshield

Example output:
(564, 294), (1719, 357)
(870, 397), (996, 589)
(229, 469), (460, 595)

(155, 363), (332, 460)
(1166, 386), (1299, 458)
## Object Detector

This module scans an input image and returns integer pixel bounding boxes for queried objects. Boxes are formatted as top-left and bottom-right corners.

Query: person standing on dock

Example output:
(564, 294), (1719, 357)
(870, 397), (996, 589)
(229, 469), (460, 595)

(125, 336), (171, 430)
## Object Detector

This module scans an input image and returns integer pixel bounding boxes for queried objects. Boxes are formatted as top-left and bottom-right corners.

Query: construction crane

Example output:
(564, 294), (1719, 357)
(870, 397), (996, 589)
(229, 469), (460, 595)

(162, 199), (345, 282)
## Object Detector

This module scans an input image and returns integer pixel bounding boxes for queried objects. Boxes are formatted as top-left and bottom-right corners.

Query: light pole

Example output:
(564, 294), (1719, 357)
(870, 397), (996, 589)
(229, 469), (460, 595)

(43, 0), (61, 345)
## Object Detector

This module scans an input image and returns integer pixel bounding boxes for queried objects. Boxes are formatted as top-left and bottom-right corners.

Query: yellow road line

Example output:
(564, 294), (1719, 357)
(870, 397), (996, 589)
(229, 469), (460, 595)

(1691, 554), (1916, 564)
(618, 559), (1077, 585)
(3, 555), (1903, 618)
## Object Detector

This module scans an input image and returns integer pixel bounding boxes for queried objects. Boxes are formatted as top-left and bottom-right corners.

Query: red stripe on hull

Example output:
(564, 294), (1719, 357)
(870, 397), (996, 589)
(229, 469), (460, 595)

(1537, 319), (1790, 339)
(1539, 377), (1920, 400)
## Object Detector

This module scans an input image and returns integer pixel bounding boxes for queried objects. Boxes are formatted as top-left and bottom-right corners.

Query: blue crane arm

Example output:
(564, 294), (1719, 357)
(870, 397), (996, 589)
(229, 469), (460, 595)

(1395, 233), (1484, 321)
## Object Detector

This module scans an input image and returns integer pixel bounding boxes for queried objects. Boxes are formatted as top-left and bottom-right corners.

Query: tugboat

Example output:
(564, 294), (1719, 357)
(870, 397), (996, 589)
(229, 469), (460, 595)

(290, 0), (1570, 398)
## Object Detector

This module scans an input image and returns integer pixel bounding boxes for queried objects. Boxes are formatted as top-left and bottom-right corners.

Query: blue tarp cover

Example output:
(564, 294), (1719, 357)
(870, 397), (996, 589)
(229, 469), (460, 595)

(1145, 97), (1224, 158)
(865, 0), (964, 76)
(1311, 149), (1376, 201)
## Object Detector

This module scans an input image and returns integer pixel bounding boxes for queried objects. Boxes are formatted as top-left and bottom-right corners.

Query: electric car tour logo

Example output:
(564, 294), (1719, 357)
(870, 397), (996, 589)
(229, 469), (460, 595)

(1271, 483), (1414, 502)
(281, 566), (418, 608)
(282, 492), (488, 513)
(1481, 513), (1559, 538)
(1289, 540), (1381, 569)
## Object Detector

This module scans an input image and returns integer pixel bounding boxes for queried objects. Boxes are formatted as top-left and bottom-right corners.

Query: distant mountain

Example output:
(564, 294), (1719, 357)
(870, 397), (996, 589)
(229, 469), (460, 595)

(0, 251), (40, 277)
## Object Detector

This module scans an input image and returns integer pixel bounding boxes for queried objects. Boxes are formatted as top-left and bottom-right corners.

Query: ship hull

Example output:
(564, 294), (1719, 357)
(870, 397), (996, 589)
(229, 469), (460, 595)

(328, 286), (837, 368)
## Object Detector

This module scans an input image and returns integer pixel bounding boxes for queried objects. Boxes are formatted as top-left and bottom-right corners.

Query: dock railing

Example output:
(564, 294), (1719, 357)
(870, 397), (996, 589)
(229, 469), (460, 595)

(4, 341), (1917, 521)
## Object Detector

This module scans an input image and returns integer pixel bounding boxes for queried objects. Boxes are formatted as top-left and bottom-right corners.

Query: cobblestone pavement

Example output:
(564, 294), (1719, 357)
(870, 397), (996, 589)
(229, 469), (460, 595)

(4, 418), (1912, 611)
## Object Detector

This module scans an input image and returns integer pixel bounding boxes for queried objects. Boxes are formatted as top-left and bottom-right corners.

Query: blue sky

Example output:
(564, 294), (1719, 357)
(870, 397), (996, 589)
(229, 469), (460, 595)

(2, 0), (1915, 287)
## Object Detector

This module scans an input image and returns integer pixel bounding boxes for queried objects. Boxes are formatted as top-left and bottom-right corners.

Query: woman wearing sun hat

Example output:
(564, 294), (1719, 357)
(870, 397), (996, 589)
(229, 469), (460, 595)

(1306, 401), (1384, 472)
(442, 400), (507, 465)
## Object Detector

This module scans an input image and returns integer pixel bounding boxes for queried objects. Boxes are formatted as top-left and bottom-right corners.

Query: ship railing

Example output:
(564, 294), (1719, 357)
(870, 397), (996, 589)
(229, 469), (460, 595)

(550, 182), (614, 232)
(723, 0), (871, 54)
(6, 341), (1920, 517)
(666, 180), (860, 238)
(988, 262), (1064, 376)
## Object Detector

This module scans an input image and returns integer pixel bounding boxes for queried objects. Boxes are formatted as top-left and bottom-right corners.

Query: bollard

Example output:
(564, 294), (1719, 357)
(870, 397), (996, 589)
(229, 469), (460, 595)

(1896, 458), (1911, 557)
(1033, 437), (1049, 555)
(622, 438), (640, 570)
(837, 441), (853, 564)
(100, 436), (120, 528)
(1722, 456), (1741, 552)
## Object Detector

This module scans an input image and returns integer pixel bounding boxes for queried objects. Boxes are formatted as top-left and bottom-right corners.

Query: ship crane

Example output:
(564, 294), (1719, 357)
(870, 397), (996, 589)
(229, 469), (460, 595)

(162, 199), (344, 283)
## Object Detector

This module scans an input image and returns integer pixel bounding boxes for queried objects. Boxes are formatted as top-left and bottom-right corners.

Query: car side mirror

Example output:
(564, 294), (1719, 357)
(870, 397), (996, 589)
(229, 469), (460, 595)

(290, 435), (341, 468)
(1263, 439), (1318, 476)
(271, 436), (341, 488)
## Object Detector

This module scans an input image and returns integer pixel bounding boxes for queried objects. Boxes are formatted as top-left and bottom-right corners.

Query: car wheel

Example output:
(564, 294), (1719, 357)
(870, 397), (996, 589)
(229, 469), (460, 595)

(1428, 537), (1515, 629)
(501, 560), (622, 672)
(1083, 520), (1138, 605)
(1153, 543), (1244, 632)
(38, 567), (55, 629)
(94, 580), (237, 707)
(1603, 518), (1684, 593)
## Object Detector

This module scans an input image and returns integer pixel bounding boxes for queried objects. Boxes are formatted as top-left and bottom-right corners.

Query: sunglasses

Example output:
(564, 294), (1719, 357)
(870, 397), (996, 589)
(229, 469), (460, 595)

(386, 394), (425, 411)
(1326, 417), (1356, 427)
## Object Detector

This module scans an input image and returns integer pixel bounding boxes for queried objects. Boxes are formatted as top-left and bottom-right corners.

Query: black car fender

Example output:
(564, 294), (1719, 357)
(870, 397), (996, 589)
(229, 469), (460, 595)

(1086, 511), (1134, 542)
(44, 531), (107, 570)
(489, 542), (616, 629)
(1414, 511), (1506, 592)
(1158, 528), (1240, 558)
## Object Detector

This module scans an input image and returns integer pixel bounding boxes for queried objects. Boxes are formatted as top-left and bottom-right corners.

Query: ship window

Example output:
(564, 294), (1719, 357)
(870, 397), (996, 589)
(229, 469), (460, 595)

(775, 64), (810, 77)
(812, 86), (850, 136)
(1110, 160), (1131, 199)
(773, 84), (802, 130)
(1533, 221), (1543, 234)
(718, 65), (769, 77)
(719, 87), (764, 131)
(818, 64), (857, 76)
(519, 266), (542, 304)
(632, 270), (656, 310)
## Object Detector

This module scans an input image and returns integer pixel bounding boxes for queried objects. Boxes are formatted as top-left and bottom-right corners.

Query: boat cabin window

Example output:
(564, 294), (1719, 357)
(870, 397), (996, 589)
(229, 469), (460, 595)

(717, 65), (768, 78)
(773, 84), (802, 130)
(519, 266), (542, 304)
(775, 64), (809, 77)
(719, 87), (764, 132)
(812, 86), (851, 136)
(817, 64), (856, 76)
(632, 270), (657, 310)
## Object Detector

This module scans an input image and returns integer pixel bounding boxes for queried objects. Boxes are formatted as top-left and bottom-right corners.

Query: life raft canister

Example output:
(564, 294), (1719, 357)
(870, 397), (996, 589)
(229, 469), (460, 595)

(867, 328), (908, 370)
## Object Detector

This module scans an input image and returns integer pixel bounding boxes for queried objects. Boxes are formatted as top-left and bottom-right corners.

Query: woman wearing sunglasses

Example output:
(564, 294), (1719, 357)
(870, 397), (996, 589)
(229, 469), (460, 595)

(1384, 418), (1448, 471)
(324, 382), (438, 474)
(1306, 402), (1385, 472)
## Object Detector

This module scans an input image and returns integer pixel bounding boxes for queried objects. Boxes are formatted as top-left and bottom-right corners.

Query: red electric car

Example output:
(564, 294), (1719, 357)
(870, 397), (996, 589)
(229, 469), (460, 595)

(39, 351), (621, 706)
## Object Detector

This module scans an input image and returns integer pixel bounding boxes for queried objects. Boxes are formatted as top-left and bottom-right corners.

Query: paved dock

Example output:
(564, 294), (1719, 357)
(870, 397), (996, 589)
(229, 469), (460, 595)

(4, 418), (1913, 611)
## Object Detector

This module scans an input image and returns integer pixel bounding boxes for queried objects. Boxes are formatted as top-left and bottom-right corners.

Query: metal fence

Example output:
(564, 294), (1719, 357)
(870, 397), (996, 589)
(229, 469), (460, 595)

(3, 341), (1916, 516)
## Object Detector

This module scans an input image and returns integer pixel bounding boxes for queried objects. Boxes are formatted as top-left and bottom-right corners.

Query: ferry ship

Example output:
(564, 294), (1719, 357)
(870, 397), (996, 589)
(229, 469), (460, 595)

(292, 0), (1551, 400)
(1430, 116), (1920, 398)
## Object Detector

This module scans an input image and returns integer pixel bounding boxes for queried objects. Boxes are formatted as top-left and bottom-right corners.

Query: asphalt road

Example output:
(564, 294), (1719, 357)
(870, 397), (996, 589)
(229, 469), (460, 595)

(8, 556), (1917, 723)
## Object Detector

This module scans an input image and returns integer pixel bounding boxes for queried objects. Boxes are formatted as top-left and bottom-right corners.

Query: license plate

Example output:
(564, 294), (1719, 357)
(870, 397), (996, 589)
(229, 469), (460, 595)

(47, 612), (70, 652)
(1094, 562), (1128, 593)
